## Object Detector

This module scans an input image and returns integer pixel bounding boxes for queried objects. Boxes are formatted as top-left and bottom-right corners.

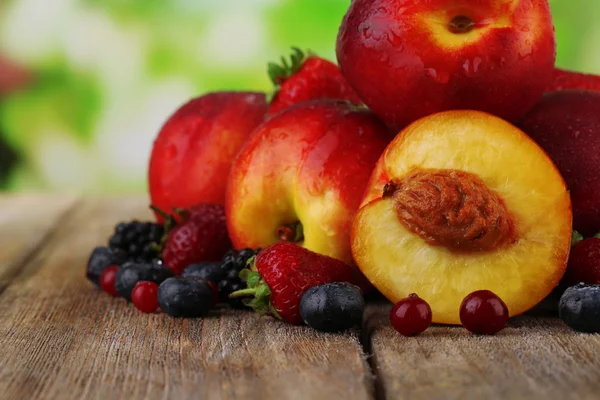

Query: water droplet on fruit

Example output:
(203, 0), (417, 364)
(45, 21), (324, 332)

(472, 57), (482, 73)
(521, 26), (530, 33)
(426, 68), (450, 84)
(463, 59), (478, 77)
(572, 130), (581, 139)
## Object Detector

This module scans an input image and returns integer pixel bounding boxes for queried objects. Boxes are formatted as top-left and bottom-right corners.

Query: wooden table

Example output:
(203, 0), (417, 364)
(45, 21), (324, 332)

(1, 195), (599, 400)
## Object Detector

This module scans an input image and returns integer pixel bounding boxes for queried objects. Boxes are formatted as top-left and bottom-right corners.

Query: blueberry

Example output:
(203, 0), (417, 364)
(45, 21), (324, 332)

(300, 282), (365, 332)
(114, 262), (173, 300)
(559, 284), (600, 333)
(181, 262), (225, 282)
(86, 246), (128, 286)
(158, 277), (213, 318)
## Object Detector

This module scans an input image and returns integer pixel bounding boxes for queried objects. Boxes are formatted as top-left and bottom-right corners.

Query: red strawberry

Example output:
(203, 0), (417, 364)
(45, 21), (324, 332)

(231, 242), (371, 325)
(160, 204), (231, 275)
(266, 48), (361, 117)
(547, 68), (600, 93)
(149, 92), (268, 223)
(563, 237), (600, 287)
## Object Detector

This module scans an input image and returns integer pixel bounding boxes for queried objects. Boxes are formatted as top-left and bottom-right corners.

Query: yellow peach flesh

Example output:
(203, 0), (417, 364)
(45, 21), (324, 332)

(351, 111), (572, 324)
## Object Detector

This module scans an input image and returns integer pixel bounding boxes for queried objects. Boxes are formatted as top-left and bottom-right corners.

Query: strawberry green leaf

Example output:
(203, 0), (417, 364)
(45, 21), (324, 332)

(572, 230), (584, 245)
(267, 47), (310, 87)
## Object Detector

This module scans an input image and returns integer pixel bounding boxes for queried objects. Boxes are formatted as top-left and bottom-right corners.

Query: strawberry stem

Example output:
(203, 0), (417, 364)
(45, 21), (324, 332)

(229, 288), (257, 298)
(150, 205), (171, 221)
(266, 47), (315, 104)
(572, 230), (584, 246)
(229, 257), (281, 319)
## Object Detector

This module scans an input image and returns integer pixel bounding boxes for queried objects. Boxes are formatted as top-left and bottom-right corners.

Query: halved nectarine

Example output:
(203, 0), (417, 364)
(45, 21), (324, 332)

(351, 110), (572, 325)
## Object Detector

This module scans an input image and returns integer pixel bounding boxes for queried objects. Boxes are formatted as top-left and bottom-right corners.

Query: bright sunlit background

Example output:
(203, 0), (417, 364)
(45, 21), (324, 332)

(0, 0), (599, 193)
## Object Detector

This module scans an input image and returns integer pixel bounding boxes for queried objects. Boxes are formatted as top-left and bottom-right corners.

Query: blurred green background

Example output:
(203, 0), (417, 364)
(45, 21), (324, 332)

(0, 0), (598, 193)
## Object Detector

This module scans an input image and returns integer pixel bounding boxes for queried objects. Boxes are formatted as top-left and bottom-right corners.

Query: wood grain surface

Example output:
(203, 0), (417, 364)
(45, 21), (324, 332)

(0, 196), (599, 400)
(364, 303), (600, 400)
(0, 197), (373, 400)
(0, 195), (77, 293)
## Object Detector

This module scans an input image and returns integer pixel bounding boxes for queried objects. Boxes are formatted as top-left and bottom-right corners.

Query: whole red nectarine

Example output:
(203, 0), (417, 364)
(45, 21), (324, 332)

(149, 92), (267, 222)
(337, 0), (557, 129)
(226, 100), (393, 264)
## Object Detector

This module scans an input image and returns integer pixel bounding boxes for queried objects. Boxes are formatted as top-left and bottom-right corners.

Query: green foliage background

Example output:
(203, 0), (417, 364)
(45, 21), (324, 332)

(0, 0), (598, 193)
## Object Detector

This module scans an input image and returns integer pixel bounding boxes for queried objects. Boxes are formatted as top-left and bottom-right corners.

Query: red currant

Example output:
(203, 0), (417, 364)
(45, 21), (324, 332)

(207, 281), (219, 306)
(99, 265), (120, 297)
(460, 290), (509, 335)
(131, 281), (159, 313)
(390, 293), (432, 336)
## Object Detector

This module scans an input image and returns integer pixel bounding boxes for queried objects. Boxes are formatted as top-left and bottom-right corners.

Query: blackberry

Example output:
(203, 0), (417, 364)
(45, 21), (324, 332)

(217, 248), (261, 309)
(108, 220), (164, 262)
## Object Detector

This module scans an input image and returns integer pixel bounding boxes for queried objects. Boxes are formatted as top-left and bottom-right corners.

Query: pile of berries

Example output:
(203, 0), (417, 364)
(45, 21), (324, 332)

(87, 212), (600, 335)
(86, 215), (263, 316)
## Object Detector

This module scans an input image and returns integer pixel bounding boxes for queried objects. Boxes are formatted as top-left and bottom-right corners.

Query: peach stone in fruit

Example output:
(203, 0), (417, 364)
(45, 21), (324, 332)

(352, 110), (572, 325)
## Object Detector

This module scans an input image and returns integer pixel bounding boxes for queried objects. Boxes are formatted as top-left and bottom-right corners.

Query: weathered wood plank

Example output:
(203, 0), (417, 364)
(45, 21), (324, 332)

(0, 197), (373, 400)
(364, 303), (600, 400)
(0, 194), (78, 293)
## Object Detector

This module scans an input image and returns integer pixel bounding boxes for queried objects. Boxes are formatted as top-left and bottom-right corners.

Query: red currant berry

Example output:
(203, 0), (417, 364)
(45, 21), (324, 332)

(460, 290), (509, 335)
(390, 293), (432, 336)
(207, 281), (219, 306)
(99, 265), (120, 297)
(131, 281), (159, 313)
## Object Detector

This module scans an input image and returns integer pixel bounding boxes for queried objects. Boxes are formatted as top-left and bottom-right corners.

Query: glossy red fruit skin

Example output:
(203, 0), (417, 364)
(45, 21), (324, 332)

(226, 100), (394, 264)
(519, 90), (600, 236)
(336, 0), (556, 129)
(207, 281), (219, 307)
(268, 57), (362, 117)
(563, 238), (600, 287)
(256, 242), (371, 325)
(547, 68), (600, 93)
(149, 92), (267, 223)
(390, 294), (432, 336)
(99, 265), (120, 297)
(460, 290), (509, 335)
(162, 204), (231, 275)
(131, 281), (159, 313)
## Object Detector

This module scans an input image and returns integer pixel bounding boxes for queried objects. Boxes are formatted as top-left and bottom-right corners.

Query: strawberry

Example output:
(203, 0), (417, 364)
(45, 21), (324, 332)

(546, 68), (600, 93)
(231, 242), (371, 325)
(156, 204), (231, 275)
(563, 237), (600, 287)
(266, 48), (362, 117)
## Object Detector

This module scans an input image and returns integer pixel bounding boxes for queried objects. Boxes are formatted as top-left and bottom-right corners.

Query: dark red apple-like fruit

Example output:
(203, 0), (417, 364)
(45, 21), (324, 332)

(520, 90), (600, 237)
